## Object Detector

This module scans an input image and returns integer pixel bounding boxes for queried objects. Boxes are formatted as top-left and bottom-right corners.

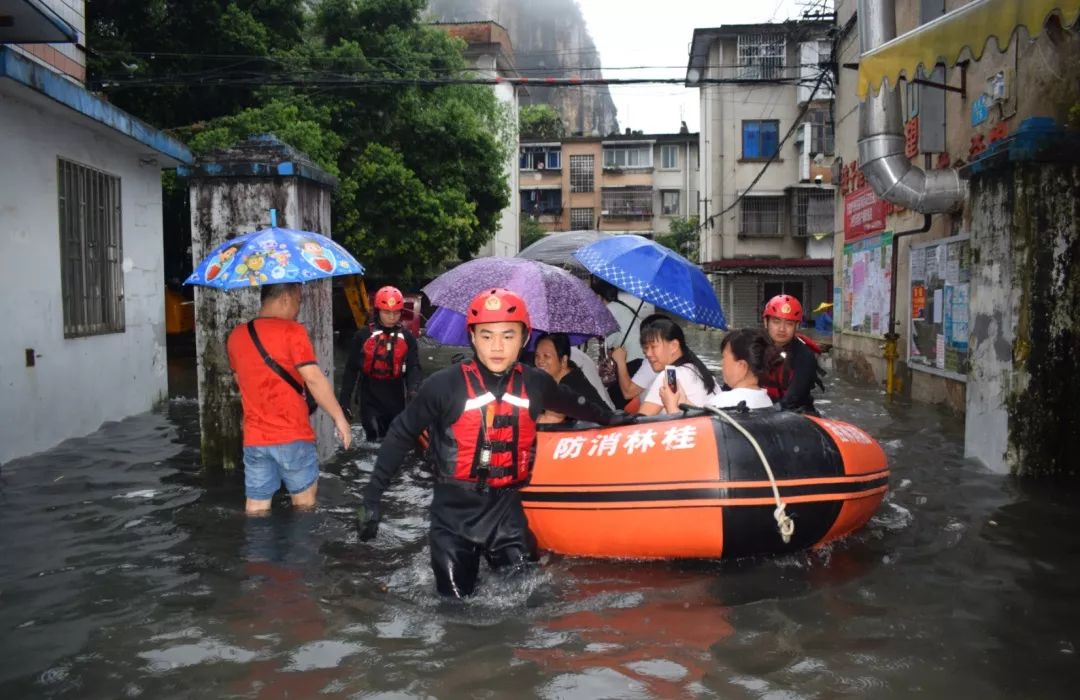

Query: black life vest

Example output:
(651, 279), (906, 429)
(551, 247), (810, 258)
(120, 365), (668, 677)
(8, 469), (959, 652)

(444, 361), (537, 489)
(362, 325), (408, 380)
(764, 334), (825, 401)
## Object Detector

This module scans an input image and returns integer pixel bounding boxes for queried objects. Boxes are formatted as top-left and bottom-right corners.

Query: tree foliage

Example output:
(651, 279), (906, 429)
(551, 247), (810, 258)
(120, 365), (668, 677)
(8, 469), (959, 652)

(520, 216), (547, 251)
(89, 0), (511, 286)
(519, 104), (566, 141)
(655, 216), (700, 263)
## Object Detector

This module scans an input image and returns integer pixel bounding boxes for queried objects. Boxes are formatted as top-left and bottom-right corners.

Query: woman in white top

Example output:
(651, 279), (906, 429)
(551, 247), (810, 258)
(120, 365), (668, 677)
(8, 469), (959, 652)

(637, 318), (719, 416)
(661, 328), (776, 413)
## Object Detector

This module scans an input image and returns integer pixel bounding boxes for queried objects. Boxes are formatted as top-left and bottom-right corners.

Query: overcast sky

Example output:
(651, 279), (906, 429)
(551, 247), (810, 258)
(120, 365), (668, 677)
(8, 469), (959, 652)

(576, 0), (808, 134)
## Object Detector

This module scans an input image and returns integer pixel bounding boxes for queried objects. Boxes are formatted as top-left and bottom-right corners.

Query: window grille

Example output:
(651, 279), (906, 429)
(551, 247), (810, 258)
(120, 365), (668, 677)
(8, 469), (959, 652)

(740, 196), (784, 236)
(521, 189), (562, 215)
(603, 146), (652, 169)
(661, 190), (680, 216)
(569, 155), (594, 192)
(737, 33), (785, 80)
(58, 159), (124, 337)
(791, 189), (835, 237)
(602, 189), (653, 219)
(660, 145), (678, 169)
(570, 207), (594, 230)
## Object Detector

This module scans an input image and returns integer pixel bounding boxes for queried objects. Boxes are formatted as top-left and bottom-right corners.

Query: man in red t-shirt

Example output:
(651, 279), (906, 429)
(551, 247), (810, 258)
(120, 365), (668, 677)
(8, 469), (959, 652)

(227, 283), (352, 513)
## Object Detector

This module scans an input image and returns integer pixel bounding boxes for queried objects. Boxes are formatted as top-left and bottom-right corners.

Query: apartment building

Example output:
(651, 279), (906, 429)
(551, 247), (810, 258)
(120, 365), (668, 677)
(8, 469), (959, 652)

(687, 20), (837, 330)
(519, 129), (699, 238)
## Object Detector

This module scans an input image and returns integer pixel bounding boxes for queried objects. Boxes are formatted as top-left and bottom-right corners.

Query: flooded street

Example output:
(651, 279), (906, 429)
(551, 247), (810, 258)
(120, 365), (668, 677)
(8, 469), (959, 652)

(2, 328), (1079, 699)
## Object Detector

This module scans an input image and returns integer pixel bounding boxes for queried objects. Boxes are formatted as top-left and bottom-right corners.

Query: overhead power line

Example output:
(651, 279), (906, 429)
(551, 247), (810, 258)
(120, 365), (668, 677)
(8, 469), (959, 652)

(97, 73), (824, 90)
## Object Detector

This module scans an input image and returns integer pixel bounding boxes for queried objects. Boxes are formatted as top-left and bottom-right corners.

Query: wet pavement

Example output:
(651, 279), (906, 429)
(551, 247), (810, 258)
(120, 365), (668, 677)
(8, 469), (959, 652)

(2, 328), (1079, 698)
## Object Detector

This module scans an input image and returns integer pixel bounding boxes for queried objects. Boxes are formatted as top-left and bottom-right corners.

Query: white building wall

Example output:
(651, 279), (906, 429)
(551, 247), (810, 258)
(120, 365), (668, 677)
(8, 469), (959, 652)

(651, 140), (698, 235)
(699, 37), (807, 263)
(0, 88), (168, 465)
(472, 52), (520, 258)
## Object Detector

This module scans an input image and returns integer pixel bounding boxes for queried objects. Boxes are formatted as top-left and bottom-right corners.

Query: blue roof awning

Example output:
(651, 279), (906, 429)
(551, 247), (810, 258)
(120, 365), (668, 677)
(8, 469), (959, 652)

(0, 0), (78, 44)
(0, 47), (193, 165)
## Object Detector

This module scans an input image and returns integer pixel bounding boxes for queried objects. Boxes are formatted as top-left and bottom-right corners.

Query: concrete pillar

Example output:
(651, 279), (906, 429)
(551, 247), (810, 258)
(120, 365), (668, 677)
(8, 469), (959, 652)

(182, 135), (339, 470)
(965, 126), (1080, 477)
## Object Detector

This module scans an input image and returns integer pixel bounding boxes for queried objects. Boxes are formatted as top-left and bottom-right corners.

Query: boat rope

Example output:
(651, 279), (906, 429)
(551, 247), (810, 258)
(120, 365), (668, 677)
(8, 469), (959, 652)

(704, 407), (795, 544)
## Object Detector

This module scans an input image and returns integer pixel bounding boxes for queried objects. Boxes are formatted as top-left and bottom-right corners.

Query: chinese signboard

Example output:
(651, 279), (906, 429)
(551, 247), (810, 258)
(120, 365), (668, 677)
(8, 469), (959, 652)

(531, 417), (719, 486)
(843, 185), (890, 242)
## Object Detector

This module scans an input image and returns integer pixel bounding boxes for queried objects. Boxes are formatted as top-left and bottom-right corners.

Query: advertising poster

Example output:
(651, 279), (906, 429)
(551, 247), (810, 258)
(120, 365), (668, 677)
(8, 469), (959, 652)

(841, 231), (893, 336)
(909, 236), (970, 379)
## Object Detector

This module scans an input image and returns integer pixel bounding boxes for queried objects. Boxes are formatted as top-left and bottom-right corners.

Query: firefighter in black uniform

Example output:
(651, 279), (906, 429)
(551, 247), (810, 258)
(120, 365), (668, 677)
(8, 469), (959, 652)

(761, 294), (825, 415)
(357, 288), (631, 598)
(339, 285), (422, 442)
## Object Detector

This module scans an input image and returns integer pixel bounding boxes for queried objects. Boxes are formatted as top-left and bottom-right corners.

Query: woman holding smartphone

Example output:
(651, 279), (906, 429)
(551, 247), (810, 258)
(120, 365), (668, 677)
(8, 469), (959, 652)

(660, 328), (776, 413)
(635, 318), (717, 416)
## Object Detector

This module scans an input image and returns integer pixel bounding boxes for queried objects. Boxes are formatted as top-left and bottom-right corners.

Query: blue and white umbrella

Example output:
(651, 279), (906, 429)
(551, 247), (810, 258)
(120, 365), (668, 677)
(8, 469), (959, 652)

(574, 235), (727, 329)
(185, 227), (363, 289)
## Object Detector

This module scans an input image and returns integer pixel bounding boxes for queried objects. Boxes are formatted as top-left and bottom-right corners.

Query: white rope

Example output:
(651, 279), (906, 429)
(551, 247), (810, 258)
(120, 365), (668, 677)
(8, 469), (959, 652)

(704, 407), (795, 544)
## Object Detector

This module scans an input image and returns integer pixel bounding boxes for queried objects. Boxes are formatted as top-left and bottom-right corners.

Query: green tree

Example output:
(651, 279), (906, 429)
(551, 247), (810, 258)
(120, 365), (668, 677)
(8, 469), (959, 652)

(520, 216), (547, 250)
(655, 216), (700, 263)
(87, 0), (307, 128)
(91, 0), (512, 287)
(519, 104), (565, 140)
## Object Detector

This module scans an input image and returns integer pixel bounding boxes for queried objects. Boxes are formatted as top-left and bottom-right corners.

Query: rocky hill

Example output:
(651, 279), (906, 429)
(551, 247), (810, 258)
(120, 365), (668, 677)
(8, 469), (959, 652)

(427, 0), (619, 136)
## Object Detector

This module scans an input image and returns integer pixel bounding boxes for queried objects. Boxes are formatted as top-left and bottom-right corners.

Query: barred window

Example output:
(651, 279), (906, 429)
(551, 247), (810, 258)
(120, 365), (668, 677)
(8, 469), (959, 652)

(740, 196), (784, 236)
(570, 207), (594, 230)
(58, 159), (125, 337)
(569, 155), (594, 192)
(521, 188), (562, 215)
(602, 188), (653, 219)
(661, 190), (680, 216)
(791, 189), (835, 237)
(737, 33), (785, 80)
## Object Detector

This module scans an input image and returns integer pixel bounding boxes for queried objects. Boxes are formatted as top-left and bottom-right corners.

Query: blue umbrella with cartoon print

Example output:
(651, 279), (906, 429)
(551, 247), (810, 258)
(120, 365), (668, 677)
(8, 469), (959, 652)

(185, 226), (363, 288)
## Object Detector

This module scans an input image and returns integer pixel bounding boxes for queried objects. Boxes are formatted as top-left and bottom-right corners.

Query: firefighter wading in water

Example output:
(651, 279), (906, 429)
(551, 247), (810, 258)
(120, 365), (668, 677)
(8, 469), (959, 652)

(357, 288), (632, 598)
(339, 286), (422, 442)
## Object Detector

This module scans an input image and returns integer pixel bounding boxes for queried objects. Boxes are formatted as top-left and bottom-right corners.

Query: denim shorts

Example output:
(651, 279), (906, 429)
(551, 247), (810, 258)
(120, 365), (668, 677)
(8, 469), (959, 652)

(243, 440), (319, 500)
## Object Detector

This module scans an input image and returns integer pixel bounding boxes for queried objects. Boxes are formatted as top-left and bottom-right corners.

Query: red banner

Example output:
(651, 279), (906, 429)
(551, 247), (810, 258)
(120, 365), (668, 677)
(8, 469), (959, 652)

(843, 186), (889, 242)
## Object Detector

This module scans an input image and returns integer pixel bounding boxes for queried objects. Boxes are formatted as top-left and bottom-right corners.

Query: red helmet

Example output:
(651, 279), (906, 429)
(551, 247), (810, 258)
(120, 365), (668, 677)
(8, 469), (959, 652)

(466, 288), (531, 334)
(763, 294), (803, 322)
(374, 285), (404, 311)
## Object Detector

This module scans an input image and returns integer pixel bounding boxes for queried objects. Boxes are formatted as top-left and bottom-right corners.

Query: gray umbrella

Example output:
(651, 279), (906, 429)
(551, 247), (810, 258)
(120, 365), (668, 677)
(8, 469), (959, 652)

(516, 230), (613, 271)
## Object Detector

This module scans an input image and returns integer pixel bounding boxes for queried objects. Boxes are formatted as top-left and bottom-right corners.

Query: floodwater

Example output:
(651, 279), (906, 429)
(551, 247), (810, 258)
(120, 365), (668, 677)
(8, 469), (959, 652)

(2, 328), (1079, 699)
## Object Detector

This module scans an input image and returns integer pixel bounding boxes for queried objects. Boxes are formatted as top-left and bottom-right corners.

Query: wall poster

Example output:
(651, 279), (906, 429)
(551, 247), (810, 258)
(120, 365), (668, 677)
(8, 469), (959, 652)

(909, 234), (970, 379)
(841, 231), (893, 337)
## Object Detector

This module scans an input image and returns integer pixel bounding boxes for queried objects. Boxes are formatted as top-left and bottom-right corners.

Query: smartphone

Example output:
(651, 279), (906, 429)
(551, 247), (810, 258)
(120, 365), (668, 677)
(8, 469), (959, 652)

(665, 365), (678, 392)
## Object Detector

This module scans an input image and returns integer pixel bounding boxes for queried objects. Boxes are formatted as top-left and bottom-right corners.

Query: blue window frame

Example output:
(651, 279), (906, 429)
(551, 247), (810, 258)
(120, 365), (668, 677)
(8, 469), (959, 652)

(742, 120), (780, 159)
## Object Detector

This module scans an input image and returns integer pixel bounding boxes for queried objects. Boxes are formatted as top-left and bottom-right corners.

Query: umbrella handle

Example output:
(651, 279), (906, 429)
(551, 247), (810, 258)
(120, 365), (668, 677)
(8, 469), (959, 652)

(617, 298), (646, 348)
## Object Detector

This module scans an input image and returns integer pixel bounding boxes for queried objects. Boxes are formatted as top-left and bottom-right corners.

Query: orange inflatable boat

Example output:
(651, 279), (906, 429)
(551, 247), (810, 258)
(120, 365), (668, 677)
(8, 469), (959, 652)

(522, 409), (888, 559)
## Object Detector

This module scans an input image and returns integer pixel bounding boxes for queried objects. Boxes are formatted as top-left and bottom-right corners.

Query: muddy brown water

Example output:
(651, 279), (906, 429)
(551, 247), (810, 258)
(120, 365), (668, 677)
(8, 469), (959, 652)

(2, 328), (1078, 698)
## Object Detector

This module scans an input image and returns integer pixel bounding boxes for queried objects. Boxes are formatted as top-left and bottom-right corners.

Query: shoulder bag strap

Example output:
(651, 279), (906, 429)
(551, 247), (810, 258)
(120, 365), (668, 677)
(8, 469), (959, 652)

(247, 320), (305, 397)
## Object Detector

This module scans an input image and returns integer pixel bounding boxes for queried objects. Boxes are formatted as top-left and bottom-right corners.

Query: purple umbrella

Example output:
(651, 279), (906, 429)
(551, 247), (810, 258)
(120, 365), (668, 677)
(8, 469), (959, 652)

(426, 307), (596, 348)
(421, 257), (618, 338)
